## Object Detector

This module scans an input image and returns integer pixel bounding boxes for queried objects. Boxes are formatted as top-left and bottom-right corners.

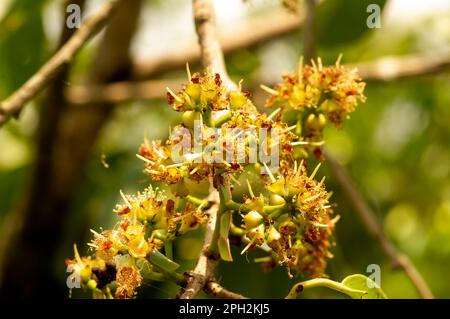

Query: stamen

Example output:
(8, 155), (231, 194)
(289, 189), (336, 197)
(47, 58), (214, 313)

(241, 237), (256, 255)
(246, 179), (255, 198)
(310, 163), (321, 179)
(120, 190), (132, 208)
(262, 162), (276, 183)
(336, 53), (343, 67)
(267, 107), (281, 120)
(136, 154), (154, 165)
(166, 87), (183, 103)
(260, 84), (279, 96)
(186, 62), (192, 82)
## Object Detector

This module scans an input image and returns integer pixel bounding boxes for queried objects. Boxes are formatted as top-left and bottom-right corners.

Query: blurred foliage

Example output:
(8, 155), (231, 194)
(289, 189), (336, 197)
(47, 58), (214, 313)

(0, 0), (449, 298)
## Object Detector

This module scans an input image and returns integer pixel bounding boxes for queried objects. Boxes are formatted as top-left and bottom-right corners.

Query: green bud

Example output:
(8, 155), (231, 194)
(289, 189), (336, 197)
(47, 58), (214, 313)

(244, 210), (264, 229)
(306, 113), (326, 131)
(184, 83), (201, 102)
(269, 194), (286, 206)
(229, 91), (248, 109)
(182, 110), (201, 129)
(87, 279), (97, 291)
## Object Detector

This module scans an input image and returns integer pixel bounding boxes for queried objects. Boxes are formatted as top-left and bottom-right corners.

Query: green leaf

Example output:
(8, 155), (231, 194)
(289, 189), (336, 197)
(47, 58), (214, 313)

(286, 274), (387, 299)
(147, 250), (180, 272)
(342, 274), (387, 299)
(218, 212), (233, 261)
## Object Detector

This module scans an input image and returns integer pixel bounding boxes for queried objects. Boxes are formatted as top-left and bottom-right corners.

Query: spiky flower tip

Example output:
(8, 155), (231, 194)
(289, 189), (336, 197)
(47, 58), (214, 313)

(236, 161), (337, 278)
(67, 186), (207, 298)
(262, 56), (366, 128)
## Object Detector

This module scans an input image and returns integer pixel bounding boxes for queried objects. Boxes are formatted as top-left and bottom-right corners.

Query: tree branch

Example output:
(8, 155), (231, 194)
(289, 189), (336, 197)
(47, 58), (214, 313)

(65, 51), (450, 106)
(324, 151), (434, 299)
(303, 0), (317, 62)
(0, 0), (122, 127)
(177, 0), (237, 299)
(204, 281), (248, 299)
(177, 179), (220, 299)
(351, 51), (450, 81)
(132, 9), (304, 80)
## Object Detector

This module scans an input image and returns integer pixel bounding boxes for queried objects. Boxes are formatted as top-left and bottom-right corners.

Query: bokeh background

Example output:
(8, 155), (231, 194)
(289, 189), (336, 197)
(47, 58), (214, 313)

(0, 0), (449, 298)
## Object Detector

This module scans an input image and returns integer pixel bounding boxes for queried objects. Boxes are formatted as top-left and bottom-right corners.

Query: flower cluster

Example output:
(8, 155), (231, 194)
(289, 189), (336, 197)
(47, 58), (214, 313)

(66, 186), (207, 298)
(233, 161), (337, 278)
(137, 71), (301, 186)
(262, 57), (366, 157)
(68, 58), (360, 298)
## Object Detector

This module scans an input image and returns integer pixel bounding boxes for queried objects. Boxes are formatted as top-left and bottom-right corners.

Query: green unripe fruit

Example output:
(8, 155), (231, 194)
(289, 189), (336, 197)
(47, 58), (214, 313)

(182, 110), (201, 128)
(306, 113), (326, 131)
(87, 279), (97, 291)
(152, 229), (167, 241)
(211, 109), (231, 127)
(244, 210), (264, 229)
(269, 194), (286, 206)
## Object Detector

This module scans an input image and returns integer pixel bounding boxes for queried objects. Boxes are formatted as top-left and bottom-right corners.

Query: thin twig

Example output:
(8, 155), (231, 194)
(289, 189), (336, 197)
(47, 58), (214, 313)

(324, 151), (434, 299)
(303, 0), (317, 62)
(192, 0), (236, 89)
(204, 281), (248, 299)
(352, 51), (450, 81)
(0, 0), (122, 127)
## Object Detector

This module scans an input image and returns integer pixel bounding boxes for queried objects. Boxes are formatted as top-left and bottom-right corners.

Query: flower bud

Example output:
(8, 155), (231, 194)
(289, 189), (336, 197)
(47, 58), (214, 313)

(184, 83), (201, 102)
(182, 110), (201, 129)
(266, 179), (287, 197)
(87, 279), (97, 291)
(306, 113), (326, 131)
(269, 194), (286, 206)
(243, 210), (264, 229)
(229, 91), (248, 109)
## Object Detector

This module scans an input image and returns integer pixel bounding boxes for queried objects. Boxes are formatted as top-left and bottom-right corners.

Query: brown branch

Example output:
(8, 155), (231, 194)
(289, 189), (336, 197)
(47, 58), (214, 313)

(324, 151), (434, 299)
(132, 9), (304, 80)
(178, 0), (237, 299)
(177, 179), (220, 299)
(0, 0), (122, 127)
(204, 281), (248, 299)
(351, 51), (450, 81)
(303, 0), (317, 62)
(65, 51), (450, 106)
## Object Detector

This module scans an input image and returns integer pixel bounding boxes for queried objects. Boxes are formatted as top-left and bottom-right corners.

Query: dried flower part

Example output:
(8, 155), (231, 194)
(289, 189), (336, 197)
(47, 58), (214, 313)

(264, 57), (366, 127)
(115, 266), (142, 299)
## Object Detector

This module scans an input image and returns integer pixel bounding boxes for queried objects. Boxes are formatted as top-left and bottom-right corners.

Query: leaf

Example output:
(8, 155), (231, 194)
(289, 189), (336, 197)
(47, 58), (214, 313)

(218, 212), (233, 261)
(342, 274), (387, 299)
(286, 274), (387, 299)
(147, 250), (180, 272)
